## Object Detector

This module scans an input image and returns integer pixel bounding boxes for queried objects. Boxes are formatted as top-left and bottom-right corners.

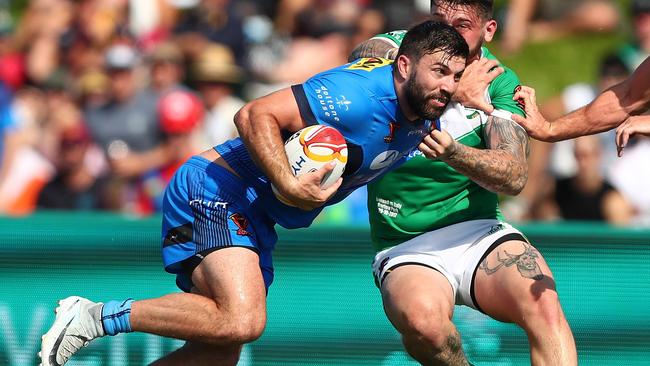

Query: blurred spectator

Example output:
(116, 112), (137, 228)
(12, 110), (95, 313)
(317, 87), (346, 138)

(0, 88), (55, 216)
(373, 0), (429, 31)
(618, 0), (650, 70)
(173, 0), (246, 63)
(136, 90), (204, 214)
(192, 43), (244, 147)
(85, 44), (162, 172)
(538, 135), (632, 225)
(147, 41), (186, 95)
(84, 44), (171, 211)
(504, 53), (630, 222)
(37, 122), (109, 210)
(15, 0), (75, 84)
(77, 69), (111, 108)
(608, 137), (650, 226)
(0, 21), (26, 91)
(500, 0), (620, 54)
(0, 81), (17, 189)
(128, 0), (180, 50)
(246, 0), (363, 97)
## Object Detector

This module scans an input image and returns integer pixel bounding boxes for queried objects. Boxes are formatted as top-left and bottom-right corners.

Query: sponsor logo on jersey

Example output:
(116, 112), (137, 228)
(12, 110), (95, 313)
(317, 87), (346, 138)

(384, 122), (399, 143)
(370, 150), (400, 170)
(466, 110), (480, 120)
(335, 95), (352, 111)
(346, 57), (391, 72)
(229, 213), (251, 236)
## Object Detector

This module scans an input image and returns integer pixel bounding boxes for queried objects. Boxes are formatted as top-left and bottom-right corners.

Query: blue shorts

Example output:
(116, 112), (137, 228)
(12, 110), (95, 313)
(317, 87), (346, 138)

(161, 156), (277, 292)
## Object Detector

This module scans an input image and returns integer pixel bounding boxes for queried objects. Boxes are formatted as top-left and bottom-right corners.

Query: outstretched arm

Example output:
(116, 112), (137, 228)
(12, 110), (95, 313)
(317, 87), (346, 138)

(513, 56), (650, 141)
(418, 114), (530, 195)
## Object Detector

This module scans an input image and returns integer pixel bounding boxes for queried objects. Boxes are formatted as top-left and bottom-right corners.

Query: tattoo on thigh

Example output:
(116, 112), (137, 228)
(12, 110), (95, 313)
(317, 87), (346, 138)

(478, 243), (544, 280)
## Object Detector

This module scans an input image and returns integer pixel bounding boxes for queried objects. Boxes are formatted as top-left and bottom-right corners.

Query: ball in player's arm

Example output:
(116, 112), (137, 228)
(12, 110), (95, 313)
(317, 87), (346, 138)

(39, 20), (468, 366)
(512, 55), (650, 144)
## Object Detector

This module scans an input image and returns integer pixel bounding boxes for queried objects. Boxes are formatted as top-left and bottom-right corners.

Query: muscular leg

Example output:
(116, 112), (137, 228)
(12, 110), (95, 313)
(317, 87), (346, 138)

(131, 247), (267, 366)
(382, 265), (470, 366)
(474, 240), (577, 366)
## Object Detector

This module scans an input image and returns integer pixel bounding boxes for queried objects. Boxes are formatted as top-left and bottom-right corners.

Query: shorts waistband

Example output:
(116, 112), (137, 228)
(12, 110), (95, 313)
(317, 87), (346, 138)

(184, 156), (244, 189)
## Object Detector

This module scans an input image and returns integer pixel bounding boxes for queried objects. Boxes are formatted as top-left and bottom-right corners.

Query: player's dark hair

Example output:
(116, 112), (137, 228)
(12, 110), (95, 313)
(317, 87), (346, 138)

(431, 0), (494, 20)
(396, 20), (469, 62)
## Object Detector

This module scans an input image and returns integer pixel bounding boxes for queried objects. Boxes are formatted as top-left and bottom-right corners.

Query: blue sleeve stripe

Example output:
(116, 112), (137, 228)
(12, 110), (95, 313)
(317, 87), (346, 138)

(291, 84), (318, 126)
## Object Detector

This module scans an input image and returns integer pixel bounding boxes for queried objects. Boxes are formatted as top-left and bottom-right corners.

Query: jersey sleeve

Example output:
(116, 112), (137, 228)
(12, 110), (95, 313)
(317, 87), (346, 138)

(487, 66), (525, 117)
(291, 67), (383, 131)
(369, 30), (407, 48)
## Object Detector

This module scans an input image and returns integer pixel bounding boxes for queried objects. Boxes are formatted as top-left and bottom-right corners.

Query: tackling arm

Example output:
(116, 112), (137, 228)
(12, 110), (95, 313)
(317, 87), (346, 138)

(444, 115), (530, 195)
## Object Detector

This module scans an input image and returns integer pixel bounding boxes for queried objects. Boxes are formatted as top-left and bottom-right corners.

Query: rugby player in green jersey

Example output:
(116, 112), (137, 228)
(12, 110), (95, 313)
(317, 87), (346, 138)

(351, 1), (577, 365)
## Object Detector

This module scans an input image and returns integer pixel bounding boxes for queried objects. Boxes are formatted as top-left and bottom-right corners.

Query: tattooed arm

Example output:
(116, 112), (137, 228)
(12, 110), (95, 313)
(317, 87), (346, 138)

(418, 115), (530, 195)
(348, 38), (398, 62)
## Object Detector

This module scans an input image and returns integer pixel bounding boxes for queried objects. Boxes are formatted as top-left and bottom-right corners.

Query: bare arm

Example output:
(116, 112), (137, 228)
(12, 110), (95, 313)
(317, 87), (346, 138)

(234, 88), (340, 209)
(419, 115), (530, 195)
(348, 38), (397, 62)
(513, 56), (650, 141)
(500, 0), (537, 54)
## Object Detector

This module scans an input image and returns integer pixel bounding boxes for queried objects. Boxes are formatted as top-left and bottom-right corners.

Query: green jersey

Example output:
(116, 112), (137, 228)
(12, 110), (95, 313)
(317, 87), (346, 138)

(367, 33), (525, 251)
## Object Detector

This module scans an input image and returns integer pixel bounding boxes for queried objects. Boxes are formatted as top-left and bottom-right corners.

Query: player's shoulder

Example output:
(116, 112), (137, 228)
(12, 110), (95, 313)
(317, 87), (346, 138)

(482, 47), (521, 86)
(314, 58), (395, 96)
(370, 30), (407, 47)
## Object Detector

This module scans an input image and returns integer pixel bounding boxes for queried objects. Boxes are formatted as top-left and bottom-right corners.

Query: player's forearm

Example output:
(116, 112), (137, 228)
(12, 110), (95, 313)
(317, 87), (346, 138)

(442, 115), (529, 195)
(548, 61), (650, 141)
(234, 105), (296, 191)
(348, 39), (397, 62)
(546, 89), (628, 141)
(442, 145), (528, 195)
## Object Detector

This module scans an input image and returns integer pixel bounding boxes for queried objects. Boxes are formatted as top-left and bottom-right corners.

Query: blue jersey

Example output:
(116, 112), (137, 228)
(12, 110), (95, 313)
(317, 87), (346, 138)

(216, 58), (433, 229)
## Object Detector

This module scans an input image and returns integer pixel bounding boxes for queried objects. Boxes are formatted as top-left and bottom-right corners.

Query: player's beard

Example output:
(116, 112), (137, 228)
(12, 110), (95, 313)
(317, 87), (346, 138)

(404, 70), (451, 121)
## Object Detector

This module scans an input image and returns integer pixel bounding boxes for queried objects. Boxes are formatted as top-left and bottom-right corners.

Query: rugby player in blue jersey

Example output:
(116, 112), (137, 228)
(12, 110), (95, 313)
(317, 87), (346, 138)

(40, 20), (469, 366)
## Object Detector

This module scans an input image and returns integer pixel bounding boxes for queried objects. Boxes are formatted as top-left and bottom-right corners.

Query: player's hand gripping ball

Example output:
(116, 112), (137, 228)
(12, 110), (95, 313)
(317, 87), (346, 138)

(272, 125), (348, 202)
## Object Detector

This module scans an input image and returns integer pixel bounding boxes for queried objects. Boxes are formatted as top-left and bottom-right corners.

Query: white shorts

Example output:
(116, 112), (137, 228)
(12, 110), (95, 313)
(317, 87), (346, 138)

(372, 219), (527, 312)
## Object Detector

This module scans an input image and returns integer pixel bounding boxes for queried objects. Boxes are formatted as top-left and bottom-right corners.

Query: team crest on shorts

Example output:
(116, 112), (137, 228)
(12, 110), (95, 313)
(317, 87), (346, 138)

(229, 213), (251, 236)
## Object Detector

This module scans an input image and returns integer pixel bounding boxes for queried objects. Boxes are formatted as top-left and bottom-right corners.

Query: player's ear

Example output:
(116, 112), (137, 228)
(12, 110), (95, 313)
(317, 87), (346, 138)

(395, 54), (411, 80)
(483, 19), (497, 43)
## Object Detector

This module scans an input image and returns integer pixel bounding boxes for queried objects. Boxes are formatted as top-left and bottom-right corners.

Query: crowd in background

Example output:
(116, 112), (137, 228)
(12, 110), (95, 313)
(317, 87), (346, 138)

(0, 0), (648, 227)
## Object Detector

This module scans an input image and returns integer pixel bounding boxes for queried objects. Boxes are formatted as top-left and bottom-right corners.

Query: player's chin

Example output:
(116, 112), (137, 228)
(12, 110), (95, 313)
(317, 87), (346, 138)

(422, 104), (446, 120)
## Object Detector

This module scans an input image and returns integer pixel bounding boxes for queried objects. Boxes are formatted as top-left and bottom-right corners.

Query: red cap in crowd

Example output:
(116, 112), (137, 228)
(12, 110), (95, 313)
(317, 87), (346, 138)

(158, 90), (204, 134)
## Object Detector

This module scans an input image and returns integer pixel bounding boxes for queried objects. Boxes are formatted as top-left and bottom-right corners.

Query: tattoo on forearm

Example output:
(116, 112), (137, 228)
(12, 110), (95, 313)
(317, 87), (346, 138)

(478, 242), (544, 280)
(443, 116), (529, 194)
(348, 40), (397, 62)
(486, 115), (531, 158)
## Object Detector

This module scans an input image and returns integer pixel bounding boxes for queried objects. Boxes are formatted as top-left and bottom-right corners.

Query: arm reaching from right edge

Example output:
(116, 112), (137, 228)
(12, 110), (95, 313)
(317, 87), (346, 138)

(616, 115), (650, 156)
(512, 56), (650, 142)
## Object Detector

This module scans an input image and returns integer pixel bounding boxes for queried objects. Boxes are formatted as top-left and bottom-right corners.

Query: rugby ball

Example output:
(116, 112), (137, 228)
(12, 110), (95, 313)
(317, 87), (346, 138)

(272, 125), (347, 201)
